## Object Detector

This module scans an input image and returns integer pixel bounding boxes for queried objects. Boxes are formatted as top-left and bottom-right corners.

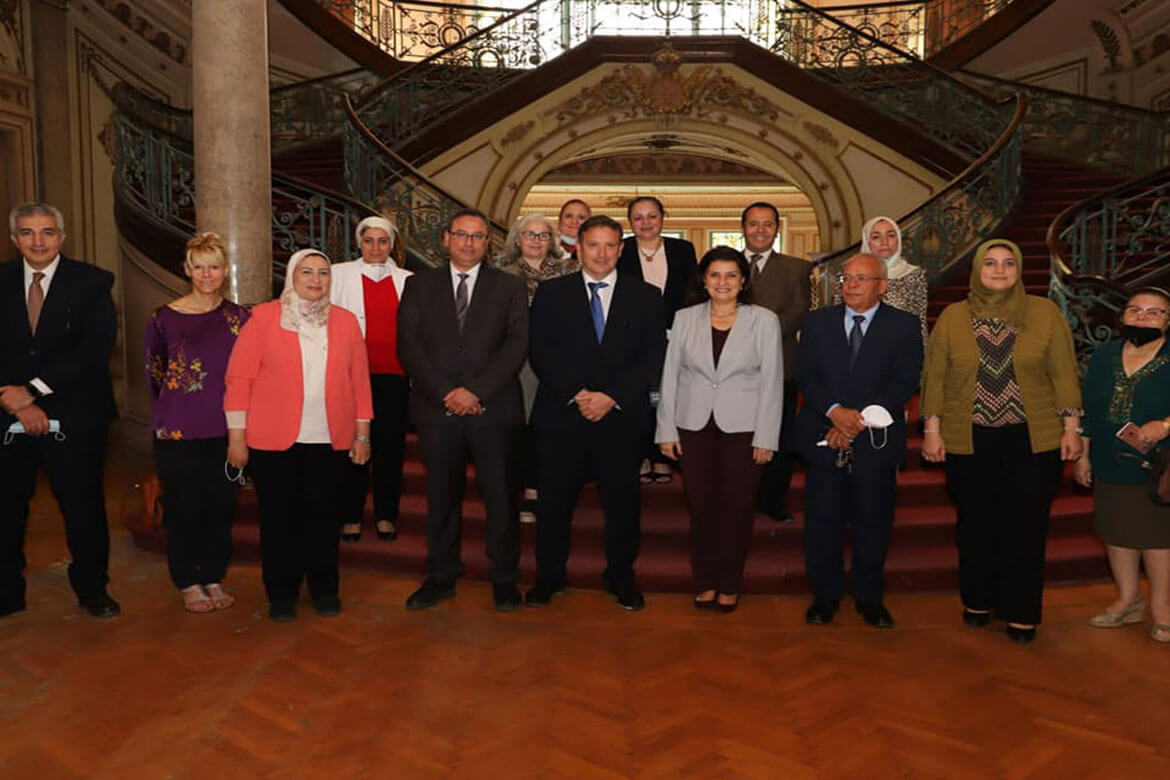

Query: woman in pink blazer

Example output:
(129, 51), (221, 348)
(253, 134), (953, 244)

(225, 249), (373, 621)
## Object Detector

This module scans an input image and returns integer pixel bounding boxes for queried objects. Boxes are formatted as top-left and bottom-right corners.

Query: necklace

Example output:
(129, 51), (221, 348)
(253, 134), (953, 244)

(638, 239), (663, 262)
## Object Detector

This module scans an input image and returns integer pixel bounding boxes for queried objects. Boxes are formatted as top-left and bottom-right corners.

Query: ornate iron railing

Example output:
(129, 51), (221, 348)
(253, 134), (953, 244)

(313, 0), (1012, 62)
(958, 71), (1170, 175)
(811, 92), (1025, 304)
(270, 67), (382, 149)
(111, 83), (377, 285)
(1048, 166), (1170, 364)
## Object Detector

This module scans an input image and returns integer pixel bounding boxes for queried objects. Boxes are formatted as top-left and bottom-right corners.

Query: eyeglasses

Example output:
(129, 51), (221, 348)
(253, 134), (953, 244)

(449, 230), (489, 242)
(837, 274), (881, 284)
(521, 231), (552, 241)
(1124, 306), (1168, 318)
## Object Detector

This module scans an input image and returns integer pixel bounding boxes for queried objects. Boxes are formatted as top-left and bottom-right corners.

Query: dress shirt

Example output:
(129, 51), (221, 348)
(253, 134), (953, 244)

(449, 261), (482, 304)
(361, 261), (393, 282)
(581, 268), (618, 322)
(23, 255), (61, 396)
(826, 302), (880, 417)
(636, 242), (668, 293)
(746, 248), (772, 275)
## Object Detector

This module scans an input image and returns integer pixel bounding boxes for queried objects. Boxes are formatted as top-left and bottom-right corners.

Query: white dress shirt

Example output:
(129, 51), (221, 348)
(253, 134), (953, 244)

(450, 262), (482, 304)
(296, 326), (332, 444)
(746, 248), (773, 275)
(581, 268), (618, 322)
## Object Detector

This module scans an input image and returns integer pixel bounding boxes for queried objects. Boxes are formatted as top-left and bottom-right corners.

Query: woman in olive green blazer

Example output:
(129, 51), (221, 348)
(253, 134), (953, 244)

(920, 239), (1083, 645)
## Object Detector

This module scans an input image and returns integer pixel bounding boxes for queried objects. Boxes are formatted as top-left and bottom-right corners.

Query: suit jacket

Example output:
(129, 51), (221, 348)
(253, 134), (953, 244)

(224, 300), (373, 451)
(794, 302), (923, 465)
(329, 259), (412, 337)
(529, 271), (666, 433)
(655, 302), (784, 450)
(0, 256), (116, 429)
(397, 262), (528, 426)
(749, 251), (810, 379)
(617, 236), (697, 327)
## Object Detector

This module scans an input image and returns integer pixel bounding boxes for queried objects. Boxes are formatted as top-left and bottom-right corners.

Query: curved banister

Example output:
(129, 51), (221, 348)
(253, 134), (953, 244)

(1046, 165), (1170, 363)
(810, 91), (1026, 303)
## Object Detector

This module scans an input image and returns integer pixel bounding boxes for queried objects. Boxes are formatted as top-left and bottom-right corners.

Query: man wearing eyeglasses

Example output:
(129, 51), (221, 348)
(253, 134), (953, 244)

(793, 252), (923, 629)
(397, 208), (530, 612)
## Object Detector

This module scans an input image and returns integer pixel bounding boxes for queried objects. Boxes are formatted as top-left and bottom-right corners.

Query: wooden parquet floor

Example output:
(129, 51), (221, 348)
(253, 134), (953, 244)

(3, 441), (1170, 779)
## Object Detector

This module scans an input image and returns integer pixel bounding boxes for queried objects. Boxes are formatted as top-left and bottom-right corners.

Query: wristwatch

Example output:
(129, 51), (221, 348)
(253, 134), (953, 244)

(354, 435), (371, 443)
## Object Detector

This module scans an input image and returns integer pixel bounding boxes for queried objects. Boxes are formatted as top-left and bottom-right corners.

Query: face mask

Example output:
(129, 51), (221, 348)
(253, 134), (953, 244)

(860, 404), (894, 450)
(1121, 324), (1164, 347)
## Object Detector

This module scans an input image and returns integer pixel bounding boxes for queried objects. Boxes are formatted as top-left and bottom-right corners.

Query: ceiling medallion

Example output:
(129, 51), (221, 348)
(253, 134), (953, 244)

(550, 41), (782, 128)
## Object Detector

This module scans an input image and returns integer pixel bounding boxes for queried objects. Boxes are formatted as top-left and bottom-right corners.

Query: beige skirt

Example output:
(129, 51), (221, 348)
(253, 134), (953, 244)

(1094, 481), (1170, 549)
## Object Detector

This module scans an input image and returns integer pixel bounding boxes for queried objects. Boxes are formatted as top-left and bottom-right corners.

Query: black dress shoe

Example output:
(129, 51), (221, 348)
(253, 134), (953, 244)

(341, 530), (362, 543)
(376, 519), (398, 542)
(962, 608), (992, 627)
(78, 592), (121, 618)
(767, 511), (796, 524)
(524, 580), (566, 607)
(714, 593), (739, 614)
(312, 595), (342, 617)
(805, 599), (839, 625)
(856, 601), (895, 628)
(693, 592), (717, 610)
(607, 581), (645, 611)
(492, 582), (522, 612)
(405, 579), (455, 611)
(269, 602), (296, 622)
(1006, 625), (1037, 644)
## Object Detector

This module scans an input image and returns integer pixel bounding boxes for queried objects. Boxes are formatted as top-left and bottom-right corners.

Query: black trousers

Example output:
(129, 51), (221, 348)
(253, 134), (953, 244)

(945, 424), (1063, 625)
(248, 444), (347, 606)
(0, 424), (110, 610)
(417, 420), (520, 584)
(678, 423), (763, 593)
(154, 437), (236, 589)
(535, 419), (643, 588)
(342, 374), (409, 525)
(803, 451), (898, 604)
(757, 378), (799, 517)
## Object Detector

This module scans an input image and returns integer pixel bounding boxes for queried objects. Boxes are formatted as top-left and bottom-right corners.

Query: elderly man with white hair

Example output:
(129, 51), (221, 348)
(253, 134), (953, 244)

(330, 215), (413, 544)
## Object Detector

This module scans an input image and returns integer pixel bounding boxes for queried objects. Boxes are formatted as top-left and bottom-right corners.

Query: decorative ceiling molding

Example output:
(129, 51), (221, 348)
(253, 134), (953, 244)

(90, 0), (187, 64)
(544, 152), (779, 182)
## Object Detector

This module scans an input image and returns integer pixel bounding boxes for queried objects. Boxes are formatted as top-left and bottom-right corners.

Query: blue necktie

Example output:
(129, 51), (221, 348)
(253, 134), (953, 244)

(588, 281), (608, 343)
(848, 314), (866, 368)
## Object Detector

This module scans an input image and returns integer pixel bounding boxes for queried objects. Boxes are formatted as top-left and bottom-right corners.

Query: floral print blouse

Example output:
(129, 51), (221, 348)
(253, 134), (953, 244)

(145, 300), (250, 440)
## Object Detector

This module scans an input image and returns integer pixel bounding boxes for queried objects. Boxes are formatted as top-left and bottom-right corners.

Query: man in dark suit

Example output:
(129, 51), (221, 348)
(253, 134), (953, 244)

(740, 202), (811, 524)
(397, 208), (529, 611)
(0, 203), (120, 618)
(525, 215), (666, 611)
(794, 252), (922, 628)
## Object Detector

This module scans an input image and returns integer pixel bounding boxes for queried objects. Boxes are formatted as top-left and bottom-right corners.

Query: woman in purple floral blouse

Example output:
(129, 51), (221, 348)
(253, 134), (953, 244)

(145, 232), (250, 613)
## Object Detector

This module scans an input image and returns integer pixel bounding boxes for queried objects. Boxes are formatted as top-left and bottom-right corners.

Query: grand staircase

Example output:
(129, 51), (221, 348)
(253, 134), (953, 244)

(120, 0), (1170, 594)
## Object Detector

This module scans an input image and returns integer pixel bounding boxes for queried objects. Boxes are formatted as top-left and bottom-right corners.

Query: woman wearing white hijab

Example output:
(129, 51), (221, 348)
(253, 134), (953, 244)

(225, 249), (374, 621)
(331, 216), (413, 543)
(859, 215), (929, 345)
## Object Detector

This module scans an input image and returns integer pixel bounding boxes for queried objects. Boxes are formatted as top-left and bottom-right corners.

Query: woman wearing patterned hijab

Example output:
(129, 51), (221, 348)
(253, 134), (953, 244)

(224, 249), (374, 621)
(920, 239), (1082, 644)
(859, 215), (928, 345)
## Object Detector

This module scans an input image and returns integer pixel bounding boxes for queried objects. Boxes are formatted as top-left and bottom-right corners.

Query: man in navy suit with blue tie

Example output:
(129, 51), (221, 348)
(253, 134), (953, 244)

(794, 253), (923, 628)
(525, 215), (666, 610)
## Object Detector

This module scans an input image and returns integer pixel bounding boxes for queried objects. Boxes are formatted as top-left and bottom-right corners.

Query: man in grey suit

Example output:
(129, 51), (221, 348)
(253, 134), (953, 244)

(397, 208), (529, 611)
(741, 202), (811, 523)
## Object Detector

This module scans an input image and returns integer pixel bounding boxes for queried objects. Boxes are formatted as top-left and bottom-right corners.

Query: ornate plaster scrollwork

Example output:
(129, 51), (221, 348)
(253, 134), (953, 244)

(549, 41), (783, 127)
(802, 121), (840, 149)
(500, 120), (535, 147)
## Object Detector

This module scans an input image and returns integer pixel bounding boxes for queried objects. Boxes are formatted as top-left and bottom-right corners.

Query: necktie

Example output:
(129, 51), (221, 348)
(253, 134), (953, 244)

(848, 314), (866, 368)
(27, 271), (45, 334)
(750, 254), (764, 282)
(588, 281), (608, 343)
(455, 273), (469, 331)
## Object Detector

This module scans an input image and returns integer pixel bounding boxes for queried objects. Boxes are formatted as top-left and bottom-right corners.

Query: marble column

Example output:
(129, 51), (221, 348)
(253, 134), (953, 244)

(191, 0), (272, 304)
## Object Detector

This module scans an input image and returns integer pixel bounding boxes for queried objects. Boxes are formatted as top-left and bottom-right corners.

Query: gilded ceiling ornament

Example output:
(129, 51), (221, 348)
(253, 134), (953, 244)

(803, 121), (840, 149)
(549, 41), (783, 126)
(500, 120), (535, 147)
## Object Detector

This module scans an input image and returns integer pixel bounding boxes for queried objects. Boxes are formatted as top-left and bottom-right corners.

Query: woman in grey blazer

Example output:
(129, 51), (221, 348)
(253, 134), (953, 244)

(656, 247), (784, 612)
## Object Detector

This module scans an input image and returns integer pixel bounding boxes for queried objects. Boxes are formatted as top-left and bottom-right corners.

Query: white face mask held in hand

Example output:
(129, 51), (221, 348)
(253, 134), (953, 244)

(860, 404), (894, 450)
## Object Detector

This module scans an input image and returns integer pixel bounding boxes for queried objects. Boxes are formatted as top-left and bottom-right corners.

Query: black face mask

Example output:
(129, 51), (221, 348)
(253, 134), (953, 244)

(1121, 324), (1164, 346)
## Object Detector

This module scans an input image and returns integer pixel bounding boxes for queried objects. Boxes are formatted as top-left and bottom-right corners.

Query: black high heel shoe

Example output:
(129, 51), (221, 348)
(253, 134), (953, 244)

(1006, 624), (1036, 644)
(376, 519), (398, 541)
(962, 608), (991, 627)
(341, 524), (362, 543)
